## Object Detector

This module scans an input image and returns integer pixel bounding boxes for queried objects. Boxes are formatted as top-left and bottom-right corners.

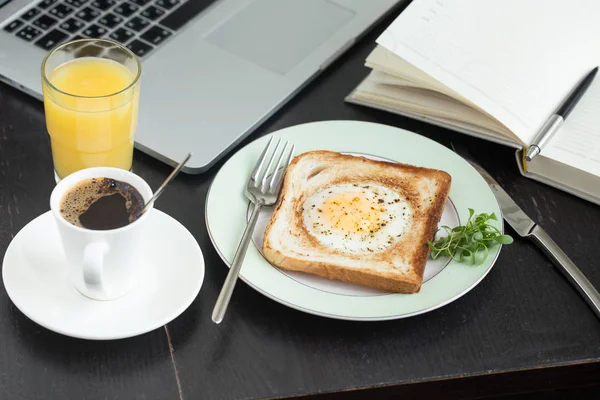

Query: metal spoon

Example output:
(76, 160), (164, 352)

(139, 153), (192, 216)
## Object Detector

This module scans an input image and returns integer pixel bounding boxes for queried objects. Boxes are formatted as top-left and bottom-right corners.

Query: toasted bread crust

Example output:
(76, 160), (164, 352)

(263, 150), (451, 294)
(411, 166), (451, 281)
(263, 247), (422, 293)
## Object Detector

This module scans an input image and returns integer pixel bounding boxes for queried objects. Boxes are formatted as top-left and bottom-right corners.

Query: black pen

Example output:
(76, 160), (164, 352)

(525, 66), (598, 161)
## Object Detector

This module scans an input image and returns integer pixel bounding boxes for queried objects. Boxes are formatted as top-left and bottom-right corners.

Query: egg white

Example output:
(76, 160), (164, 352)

(302, 183), (412, 254)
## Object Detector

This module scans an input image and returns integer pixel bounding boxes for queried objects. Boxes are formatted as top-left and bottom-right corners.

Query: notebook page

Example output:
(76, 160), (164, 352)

(352, 73), (512, 135)
(376, 0), (600, 144)
(541, 79), (600, 177)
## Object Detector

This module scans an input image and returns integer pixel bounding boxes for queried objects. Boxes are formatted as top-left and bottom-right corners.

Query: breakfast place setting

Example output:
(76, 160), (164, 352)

(1, 0), (600, 399)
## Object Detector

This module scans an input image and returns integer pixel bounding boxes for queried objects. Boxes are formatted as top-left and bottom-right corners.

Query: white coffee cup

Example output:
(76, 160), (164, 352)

(50, 167), (153, 301)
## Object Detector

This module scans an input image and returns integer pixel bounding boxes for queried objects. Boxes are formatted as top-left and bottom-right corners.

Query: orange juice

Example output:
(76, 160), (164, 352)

(43, 57), (139, 179)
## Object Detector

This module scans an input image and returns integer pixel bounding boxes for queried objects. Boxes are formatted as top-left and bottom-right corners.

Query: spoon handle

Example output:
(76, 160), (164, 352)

(141, 153), (192, 214)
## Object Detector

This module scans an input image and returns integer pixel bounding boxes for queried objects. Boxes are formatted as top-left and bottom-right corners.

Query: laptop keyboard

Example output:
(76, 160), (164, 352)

(2, 0), (218, 58)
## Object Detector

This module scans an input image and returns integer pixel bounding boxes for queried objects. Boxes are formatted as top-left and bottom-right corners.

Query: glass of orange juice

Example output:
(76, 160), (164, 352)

(41, 38), (141, 181)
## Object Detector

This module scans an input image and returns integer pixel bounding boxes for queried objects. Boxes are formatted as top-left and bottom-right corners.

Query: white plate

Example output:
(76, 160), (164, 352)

(206, 121), (503, 321)
(2, 210), (204, 340)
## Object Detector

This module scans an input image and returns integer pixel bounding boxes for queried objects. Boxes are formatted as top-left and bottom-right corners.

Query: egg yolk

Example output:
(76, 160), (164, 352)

(321, 192), (386, 234)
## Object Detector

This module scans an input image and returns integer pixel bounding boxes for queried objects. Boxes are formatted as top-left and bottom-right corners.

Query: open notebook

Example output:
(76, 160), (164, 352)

(346, 0), (600, 205)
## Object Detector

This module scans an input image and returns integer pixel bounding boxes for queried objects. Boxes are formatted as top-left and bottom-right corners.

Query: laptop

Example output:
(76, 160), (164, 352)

(0, 0), (404, 173)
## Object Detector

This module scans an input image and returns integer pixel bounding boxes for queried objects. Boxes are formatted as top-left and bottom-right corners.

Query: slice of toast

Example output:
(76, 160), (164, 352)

(263, 150), (451, 293)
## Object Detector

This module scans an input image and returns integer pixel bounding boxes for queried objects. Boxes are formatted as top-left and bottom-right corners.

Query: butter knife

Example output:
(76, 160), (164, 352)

(452, 143), (600, 320)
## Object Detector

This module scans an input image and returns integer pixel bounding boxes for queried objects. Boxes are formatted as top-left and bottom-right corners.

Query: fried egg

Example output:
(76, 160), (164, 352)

(302, 183), (412, 254)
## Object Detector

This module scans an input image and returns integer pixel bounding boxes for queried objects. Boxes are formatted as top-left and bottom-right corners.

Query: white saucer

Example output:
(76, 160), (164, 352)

(2, 210), (204, 340)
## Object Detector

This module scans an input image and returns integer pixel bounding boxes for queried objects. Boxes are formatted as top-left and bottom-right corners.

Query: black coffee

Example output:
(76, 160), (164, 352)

(60, 177), (144, 230)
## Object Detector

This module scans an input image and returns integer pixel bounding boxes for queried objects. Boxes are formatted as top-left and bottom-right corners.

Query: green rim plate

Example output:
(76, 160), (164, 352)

(206, 121), (502, 321)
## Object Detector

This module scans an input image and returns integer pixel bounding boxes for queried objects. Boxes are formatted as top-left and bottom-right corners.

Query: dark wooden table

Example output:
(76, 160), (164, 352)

(2, 5), (600, 400)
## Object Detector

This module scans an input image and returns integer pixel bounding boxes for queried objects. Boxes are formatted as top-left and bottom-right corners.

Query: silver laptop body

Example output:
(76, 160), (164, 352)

(0, 0), (403, 173)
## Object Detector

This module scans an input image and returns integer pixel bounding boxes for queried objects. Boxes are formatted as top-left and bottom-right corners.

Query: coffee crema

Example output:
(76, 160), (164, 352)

(60, 177), (145, 230)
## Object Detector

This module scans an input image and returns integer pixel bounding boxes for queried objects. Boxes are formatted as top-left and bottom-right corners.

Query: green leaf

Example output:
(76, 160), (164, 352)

(495, 235), (514, 244)
(428, 209), (513, 265)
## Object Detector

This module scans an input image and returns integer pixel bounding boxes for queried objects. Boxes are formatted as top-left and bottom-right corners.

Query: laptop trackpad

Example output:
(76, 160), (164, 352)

(206, 0), (354, 75)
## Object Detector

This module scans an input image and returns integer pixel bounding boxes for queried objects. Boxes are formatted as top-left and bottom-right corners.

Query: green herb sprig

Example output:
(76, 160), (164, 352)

(428, 209), (513, 265)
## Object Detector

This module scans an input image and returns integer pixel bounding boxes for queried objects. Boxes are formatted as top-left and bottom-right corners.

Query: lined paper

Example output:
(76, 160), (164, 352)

(543, 79), (600, 176)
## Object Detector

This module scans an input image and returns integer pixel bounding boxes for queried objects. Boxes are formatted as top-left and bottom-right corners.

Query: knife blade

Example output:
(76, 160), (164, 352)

(465, 161), (535, 237)
(452, 142), (600, 320)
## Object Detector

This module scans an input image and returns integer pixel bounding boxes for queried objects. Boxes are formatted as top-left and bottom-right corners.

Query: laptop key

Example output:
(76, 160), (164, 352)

(38, 0), (58, 9)
(76, 7), (100, 22)
(140, 25), (170, 45)
(125, 16), (149, 32)
(3, 20), (24, 33)
(49, 3), (74, 18)
(34, 29), (68, 50)
(33, 14), (58, 30)
(16, 26), (43, 41)
(65, 0), (90, 7)
(156, 0), (179, 10)
(114, 2), (138, 17)
(109, 27), (134, 43)
(129, 0), (151, 5)
(126, 39), (152, 57)
(82, 24), (107, 37)
(140, 6), (164, 21)
(21, 8), (41, 21)
(91, 0), (115, 11)
(161, 0), (216, 31)
(98, 13), (123, 28)
(60, 17), (84, 33)
(72, 34), (85, 40)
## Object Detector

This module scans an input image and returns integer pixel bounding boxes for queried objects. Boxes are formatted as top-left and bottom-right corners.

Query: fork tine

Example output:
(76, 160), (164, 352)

(250, 136), (274, 186)
(268, 141), (289, 192)
(270, 144), (294, 194)
(260, 138), (282, 191)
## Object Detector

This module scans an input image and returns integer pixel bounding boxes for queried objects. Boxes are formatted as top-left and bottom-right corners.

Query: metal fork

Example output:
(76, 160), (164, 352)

(212, 137), (295, 324)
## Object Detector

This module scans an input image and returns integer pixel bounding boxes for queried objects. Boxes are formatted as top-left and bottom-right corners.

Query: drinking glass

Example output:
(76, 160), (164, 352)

(41, 38), (141, 181)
